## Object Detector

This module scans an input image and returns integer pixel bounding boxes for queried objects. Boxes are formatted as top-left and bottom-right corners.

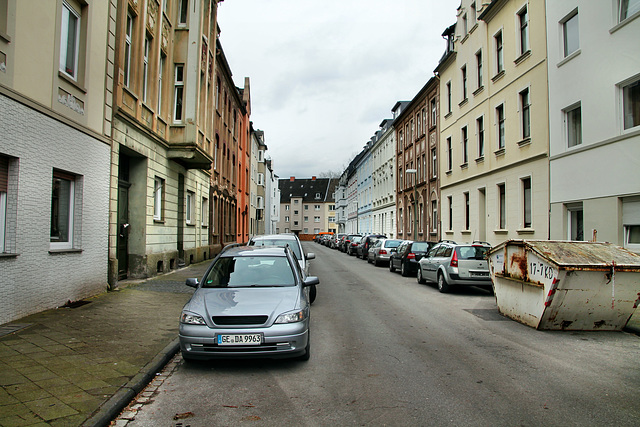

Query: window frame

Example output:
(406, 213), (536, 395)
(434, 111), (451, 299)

(564, 103), (582, 148)
(154, 176), (164, 221)
(124, 12), (133, 88)
(518, 5), (529, 55)
(186, 190), (195, 225)
(50, 170), (78, 250)
(497, 183), (506, 230)
(521, 176), (532, 229)
(619, 0), (640, 23)
(142, 35), (150, 103)
(622, 76), (640, 130)
(476, 50), (483, 89)
(562, 9), (580, 58)
(477, 116), (485, 158)
(495, 30), (504, 74)
(461, 126), (468, 165)
(496, 104), (505, 150)
(520, 88), (531, 140)
(173, 64), (185, 122)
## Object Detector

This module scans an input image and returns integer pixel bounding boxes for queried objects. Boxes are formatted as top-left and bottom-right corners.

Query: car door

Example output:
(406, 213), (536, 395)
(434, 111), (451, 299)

(423, 245), (444, 282)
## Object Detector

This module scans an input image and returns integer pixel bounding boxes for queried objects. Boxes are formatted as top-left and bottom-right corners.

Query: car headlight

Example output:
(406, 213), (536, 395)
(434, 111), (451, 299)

(181, 312), (206, 325)
(275, 309), (307, 324)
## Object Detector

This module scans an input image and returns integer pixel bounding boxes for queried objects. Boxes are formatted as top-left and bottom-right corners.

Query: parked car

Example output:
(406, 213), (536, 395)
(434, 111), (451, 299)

(179, 245), (319, 361)
(417, 241), (492, 293)
(247, 234), (316, 303)
(357, 234), (387, 260)
(389, 240), (435, 277)
(367, 239), (403, 266)
(331, 233), (346, 250)
(346, 235), (363, 256)
(340, 234), (362, 253)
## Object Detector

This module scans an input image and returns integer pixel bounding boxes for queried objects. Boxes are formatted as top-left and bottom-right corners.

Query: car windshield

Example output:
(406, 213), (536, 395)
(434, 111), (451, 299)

(248, 238), (302, 260)
(202, 256), (295, 288)
(457, 246), (489, 260)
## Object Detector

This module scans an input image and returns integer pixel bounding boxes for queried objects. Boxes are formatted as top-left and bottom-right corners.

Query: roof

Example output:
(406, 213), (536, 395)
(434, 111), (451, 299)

(279, 177), (337, 203)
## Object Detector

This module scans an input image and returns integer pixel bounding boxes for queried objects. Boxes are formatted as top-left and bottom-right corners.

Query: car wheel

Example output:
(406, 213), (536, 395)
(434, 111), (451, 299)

(389, 260), (395, 272)
(437, 273), (451, 293)
(367, 256), (372, 264)
(309, 284), (317, 304)
(417, 268), (425, 284)
(401, 262), (409, 277)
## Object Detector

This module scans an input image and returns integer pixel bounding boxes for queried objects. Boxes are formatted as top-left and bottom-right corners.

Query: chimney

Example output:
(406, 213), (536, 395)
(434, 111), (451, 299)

(290, 176), (295, 182)
(312, 176), (316, 181)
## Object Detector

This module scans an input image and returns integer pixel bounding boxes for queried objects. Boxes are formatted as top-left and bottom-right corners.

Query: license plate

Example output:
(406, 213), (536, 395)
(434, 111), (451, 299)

(471, 272), (489, 277)
(217, 333), (262, 346)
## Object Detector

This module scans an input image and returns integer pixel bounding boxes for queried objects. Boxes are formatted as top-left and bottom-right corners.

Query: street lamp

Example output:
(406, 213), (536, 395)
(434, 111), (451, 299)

(405, 169), (418, 239)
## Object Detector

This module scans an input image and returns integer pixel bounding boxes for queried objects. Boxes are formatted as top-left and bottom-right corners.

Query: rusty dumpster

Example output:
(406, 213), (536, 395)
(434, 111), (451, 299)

(488, 240), (640, 330)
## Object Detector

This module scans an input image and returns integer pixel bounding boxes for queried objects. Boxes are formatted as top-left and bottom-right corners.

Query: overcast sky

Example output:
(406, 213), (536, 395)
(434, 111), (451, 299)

(217, 0), (459, 179)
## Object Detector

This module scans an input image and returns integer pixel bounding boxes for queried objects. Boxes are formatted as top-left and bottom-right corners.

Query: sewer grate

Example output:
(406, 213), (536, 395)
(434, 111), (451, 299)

(0, 323), (32, 338)
(464, 309), (509, 321)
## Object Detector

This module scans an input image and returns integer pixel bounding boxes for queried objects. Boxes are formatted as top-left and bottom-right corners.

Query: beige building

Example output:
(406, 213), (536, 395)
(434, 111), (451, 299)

(435, 0), (549, 246)
(109, 0), (222, 283)
(277, 177), (337, 237)
(1, 0), (112, 323)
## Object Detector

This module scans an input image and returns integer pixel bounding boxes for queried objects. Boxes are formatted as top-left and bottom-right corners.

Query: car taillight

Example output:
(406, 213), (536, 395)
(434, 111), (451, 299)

(407, 253), (415, 260)
(451, 250), (458, 267)
(380, 249), (387, 255)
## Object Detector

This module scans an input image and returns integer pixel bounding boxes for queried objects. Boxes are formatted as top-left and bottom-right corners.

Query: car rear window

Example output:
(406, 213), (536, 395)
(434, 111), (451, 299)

(203, 256), (295, 288)
(457, 246), (489, 260)
(385, 240), (402, 248)
(412, 242), (431, 252)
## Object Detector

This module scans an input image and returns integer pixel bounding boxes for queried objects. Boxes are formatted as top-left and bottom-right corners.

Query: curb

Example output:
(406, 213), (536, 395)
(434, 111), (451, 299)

(82, 338), (181, 427)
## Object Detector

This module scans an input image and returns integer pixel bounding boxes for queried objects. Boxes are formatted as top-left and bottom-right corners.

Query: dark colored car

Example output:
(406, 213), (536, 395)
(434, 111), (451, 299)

(340, 234), (362, 253)
(357, 234), (387, 259)
(346, 235), (363, 256)
(389, 240), (436, 277)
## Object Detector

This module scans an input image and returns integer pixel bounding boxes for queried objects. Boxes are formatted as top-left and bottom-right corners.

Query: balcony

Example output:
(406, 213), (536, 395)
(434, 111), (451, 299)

(167, 141), (213, 169)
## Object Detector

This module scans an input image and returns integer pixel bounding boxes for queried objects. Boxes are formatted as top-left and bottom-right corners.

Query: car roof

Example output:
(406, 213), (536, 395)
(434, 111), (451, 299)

(220, 245), (289, 257)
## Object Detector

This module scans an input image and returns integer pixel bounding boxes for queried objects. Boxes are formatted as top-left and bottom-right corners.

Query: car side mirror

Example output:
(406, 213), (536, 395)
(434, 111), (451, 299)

(306, 252), (316, 260)
(185, 278), (199, 288)
(303, 276), (319, 287)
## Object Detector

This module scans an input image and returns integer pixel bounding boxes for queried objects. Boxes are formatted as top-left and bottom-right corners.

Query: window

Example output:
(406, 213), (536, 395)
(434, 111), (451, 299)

(462, 13), (468, 37)
(567, 203), (583, 241)
(562, 11), (579, 58)
(315, 205), (321, 210)
(154, 177), (164, 221)
(497, 183), (506, 229)
(285, 216), (290, 222)
(174, 64), (184, 122)
(461, 126), (468, 164)
(158, 54), (165, 114)
(446, 81), (452, 114)
(0, 155), (9, 253)
(495, 31), (503, 74)
(143, 36), (150, 103)
(447, 196), (453, 230)
(186, 191), (194, 224)
(201, 197), (208, 226)
(476, 50), (483, 88)
(431, 148), (437, 178)
(431, 98), (437, 126)
(257, 173), (264, 186)
(477, 116), (485, 158)
(619, 0), (640, 22)
(497, 104), (505, 149)
(285, 205), (290, 211)
(446, 137), (452, 171)
(520, 88), (531, 139)
(178, 0), (188, 25)
(432, 200), (438, 232)
(51, 170), (80, 250)
(60, 1), (80, 80)
(463, 192), (470, 230)
(314, 216), (320, 223)
(518, 6), (529, 55)
(522, 177), (532, 228)
(565, 104), (582, 147)
(304, 216), (309, 222)
(461, 65), (468, 101)
(623, 78), (640, 130)
(124, 13), (133, 87)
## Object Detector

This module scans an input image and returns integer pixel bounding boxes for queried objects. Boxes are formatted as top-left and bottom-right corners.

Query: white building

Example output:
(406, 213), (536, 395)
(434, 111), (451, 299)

(546, 1), (640, 252)
(371, 117), (398, 238)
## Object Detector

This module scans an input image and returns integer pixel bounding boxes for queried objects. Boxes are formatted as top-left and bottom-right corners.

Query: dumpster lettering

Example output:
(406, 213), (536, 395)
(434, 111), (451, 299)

(530, 262), (555, 280)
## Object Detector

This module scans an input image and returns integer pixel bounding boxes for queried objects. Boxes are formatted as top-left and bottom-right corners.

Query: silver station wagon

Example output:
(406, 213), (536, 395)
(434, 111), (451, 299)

(417, 241), (492, 293)
(179, 245), (319, 361)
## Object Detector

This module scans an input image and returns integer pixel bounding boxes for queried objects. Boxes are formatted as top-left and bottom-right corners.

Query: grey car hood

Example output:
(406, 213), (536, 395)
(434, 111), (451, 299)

(187, 286), (301, 323)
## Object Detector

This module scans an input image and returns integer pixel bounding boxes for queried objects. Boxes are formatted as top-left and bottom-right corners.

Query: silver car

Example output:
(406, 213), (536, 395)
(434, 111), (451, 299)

(417, 241), (492, 293)
(179, 246), (319, 361)
(367, 239), (403, 266)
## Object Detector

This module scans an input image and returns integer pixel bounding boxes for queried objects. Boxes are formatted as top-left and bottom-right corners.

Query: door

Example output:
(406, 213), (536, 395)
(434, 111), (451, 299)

(117, 182), (130, 279)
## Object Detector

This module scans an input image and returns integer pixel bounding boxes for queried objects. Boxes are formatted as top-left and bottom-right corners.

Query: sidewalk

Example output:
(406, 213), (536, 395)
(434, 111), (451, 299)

(0, 261), (210, 427)
(1, 259), (639, 427)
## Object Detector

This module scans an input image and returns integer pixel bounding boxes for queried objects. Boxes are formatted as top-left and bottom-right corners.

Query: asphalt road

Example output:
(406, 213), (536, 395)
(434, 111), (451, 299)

(122, 242), (640, 426)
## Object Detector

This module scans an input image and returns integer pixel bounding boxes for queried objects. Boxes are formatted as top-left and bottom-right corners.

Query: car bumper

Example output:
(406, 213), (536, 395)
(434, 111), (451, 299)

(447, 273), (492, 287)
(179, 322), (309, 359)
